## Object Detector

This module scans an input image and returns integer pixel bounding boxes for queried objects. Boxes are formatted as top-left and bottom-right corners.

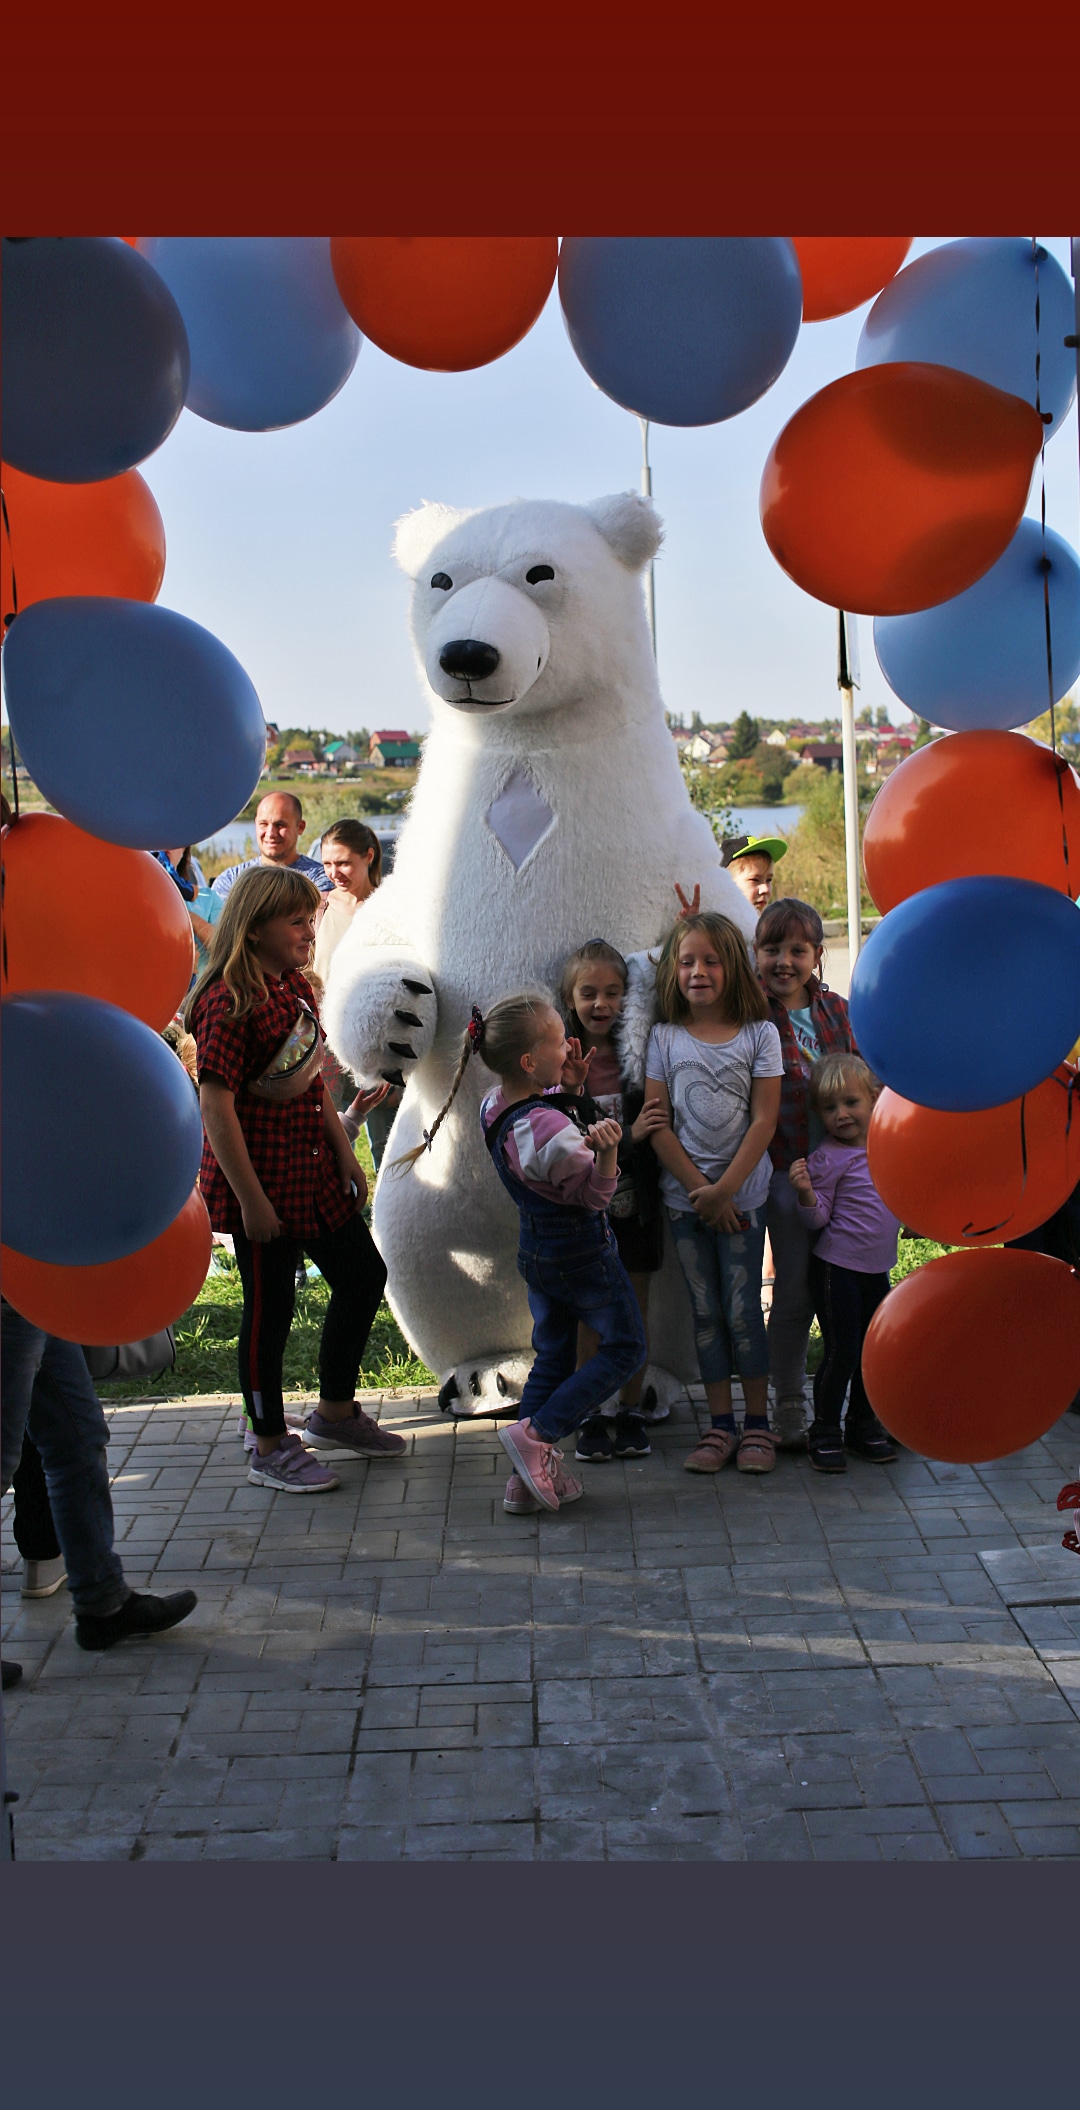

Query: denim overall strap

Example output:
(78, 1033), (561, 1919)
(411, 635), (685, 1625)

(482, 1098), (574, 1222)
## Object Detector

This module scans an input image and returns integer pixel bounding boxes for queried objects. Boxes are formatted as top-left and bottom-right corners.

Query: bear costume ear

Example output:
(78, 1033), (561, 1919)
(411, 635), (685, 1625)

(393, 502), (474, 579)
(586, 492), (664, 572)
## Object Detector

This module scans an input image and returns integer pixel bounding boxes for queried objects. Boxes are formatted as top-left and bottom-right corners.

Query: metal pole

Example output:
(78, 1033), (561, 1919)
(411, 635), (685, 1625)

(639, 416), (657, 660)
(838, 611), (862, 968)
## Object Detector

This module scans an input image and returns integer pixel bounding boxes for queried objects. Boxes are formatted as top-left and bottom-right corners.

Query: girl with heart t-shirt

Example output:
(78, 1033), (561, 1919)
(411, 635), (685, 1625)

(644, 914), (783, 1477)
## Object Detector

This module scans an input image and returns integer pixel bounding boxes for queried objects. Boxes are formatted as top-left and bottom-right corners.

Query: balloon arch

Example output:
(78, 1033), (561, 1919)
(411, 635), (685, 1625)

(2, 232), (1079, 1460)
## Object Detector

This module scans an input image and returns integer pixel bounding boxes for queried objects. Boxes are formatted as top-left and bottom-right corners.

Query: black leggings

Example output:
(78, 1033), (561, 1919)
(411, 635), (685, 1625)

(808, 1256), (891, 1430)
(233, 1212), (387, 1436)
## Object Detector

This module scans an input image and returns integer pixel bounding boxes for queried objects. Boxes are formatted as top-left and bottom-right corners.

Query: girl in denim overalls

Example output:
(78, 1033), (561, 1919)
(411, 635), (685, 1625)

(396, 991), (646, 1514)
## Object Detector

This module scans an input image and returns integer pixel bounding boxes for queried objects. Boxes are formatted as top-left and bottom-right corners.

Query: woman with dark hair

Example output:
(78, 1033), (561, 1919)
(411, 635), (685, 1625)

(312, 819), (398, 1168)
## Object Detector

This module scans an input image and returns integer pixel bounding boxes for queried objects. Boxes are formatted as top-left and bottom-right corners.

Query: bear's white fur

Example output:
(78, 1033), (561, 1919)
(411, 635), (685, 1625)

(324, 493), (758, 1409)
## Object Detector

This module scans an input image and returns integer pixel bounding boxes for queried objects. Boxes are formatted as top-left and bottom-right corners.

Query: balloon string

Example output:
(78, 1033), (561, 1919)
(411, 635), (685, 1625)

(961, 1091), (1029, 1239)
(1, 482), (20, 823)
(1031, 239), (1071, 899)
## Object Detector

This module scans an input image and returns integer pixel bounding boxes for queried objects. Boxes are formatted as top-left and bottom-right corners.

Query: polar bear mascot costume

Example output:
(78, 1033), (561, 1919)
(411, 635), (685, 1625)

(324, 493), (758, 1413)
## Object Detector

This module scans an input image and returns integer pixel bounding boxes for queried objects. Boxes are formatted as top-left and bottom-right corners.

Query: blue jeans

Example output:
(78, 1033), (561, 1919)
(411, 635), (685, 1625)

(516, 1223), (646, 1445)
(669, 1206), (770, 1386)
(1, 1302), (129, 1618)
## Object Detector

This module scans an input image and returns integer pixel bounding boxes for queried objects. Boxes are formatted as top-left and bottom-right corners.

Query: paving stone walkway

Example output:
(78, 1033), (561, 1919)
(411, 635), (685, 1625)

(3, 1386), (1080, 1860)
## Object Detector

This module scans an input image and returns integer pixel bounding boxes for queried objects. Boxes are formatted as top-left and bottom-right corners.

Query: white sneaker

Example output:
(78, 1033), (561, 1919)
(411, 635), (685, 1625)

(772, 1396), (809, 1450)
(21, 1556), (68, 1599)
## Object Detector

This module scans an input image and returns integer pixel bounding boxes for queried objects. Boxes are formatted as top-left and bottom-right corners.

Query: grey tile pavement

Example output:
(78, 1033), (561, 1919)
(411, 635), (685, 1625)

(3, 1384), (1079, 1861)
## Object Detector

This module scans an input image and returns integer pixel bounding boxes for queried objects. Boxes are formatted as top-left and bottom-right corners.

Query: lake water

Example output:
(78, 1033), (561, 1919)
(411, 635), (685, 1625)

(721, 804), (803, 838)
(197, 814), (408, 858)
(198, 806), (803, 860)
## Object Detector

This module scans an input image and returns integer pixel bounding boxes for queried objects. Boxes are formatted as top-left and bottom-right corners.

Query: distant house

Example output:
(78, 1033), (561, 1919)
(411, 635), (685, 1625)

(764, 728), (788, 748)
(370, 730), (422, 768)
(282, 746), (319, 772)
(798, 742), (844, 772)
(323, 741), (359, 768)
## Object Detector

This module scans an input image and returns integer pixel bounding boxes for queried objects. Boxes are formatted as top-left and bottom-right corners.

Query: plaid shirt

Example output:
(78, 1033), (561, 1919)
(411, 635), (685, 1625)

(190, 968), (353, 1237)
(766, 980), (858, 1170)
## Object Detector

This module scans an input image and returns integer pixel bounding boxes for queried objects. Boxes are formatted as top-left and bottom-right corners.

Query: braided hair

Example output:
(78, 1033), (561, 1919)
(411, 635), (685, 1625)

(391, 989), (555, 1172)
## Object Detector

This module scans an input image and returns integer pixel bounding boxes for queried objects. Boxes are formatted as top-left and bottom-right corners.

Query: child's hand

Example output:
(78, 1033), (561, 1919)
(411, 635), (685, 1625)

(241, 1193), (283, 1243)
(561, 1036), (595, 1090)
(631, 1101), (669, 1143)
(347, 1083), (391, 1121)
(586, 1118), (622, 1154)
(689, 1182), (745, 1233)
(789, 1159), (816, 1205)
(675, 882), (701, 921)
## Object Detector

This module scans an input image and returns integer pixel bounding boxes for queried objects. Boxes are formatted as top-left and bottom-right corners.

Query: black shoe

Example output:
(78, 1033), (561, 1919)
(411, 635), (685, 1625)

(612, 1411), (651, 1459)
(2, 1660), (23, 1691)
(575, 1417), (614, 1462)
(807, 1422), (846, 1473)
(844, 1418), (898, 1463)
(75, 1589), (198, 1653)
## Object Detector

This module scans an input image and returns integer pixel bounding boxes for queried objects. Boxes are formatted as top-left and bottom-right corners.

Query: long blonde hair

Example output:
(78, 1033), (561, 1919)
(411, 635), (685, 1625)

(653, 913), (767, 1027)
(183, 865), (320, 1022)
(393, 989), (555, 1172)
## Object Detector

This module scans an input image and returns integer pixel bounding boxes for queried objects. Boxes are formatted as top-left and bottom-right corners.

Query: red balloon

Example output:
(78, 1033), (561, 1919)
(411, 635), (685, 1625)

(330, 236), (558, 371)
(1, 1189), (212, 1346)
(1, 459), (165, 627)
(1, 813), (195, 1030)
(863, 731), (1080, 913)
(863, 1248), (1080, 1462)
(760, 363), (1044, 615)
(791, 237), (913, 322)
(868, 1068), (1080, 1248)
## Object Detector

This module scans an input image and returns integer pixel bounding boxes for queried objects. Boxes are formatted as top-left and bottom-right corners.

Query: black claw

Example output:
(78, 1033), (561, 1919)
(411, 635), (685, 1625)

(402, 979), (432, 996)
(438, 1375), (460, 1413)
(469, 1370), (482, 1396)
(393, 1009), (424, 1029)
(496, 1371), (508, 1396)
(387, 1041), (415, 1059)
(381, 1069), (406, 1088)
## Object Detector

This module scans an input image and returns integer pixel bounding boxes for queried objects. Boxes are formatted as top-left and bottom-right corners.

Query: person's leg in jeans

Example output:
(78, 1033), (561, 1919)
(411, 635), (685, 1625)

(671, 1210), (771, 1425)
(232, 1229), (302, 1454)
(515, 1247), (646, 1445)
(765, 1166), (815, 1445)
(12, 1435), (62, 1563)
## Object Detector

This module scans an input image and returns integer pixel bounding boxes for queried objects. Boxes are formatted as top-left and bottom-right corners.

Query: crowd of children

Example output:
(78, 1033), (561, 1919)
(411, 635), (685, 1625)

(180, 824), (906, 1512)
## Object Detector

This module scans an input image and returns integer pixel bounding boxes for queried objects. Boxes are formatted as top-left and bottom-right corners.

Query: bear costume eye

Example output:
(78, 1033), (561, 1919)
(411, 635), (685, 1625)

(525, 564), (555, 585)
(430, 572), (453, 590)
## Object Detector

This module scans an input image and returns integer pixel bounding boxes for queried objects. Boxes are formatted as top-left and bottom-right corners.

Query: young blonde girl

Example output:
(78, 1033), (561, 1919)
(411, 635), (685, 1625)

(644, 914), (783, 1475)
(185, 866), (404, 1493)
(396, 990), (646, 1516)
(559, 939), (669, 1462)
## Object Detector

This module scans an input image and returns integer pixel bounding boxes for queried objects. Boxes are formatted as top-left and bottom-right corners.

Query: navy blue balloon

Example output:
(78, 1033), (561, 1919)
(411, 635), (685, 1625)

(137, 238), (361, 432)
(874, 519), (1080, 731)
(849, 877), (1080, 1113)
(2, 992), (204, 1265)
(857, 238), (1076, 441)
(2, 598), (267, 850)
(1, 236), (190, 482)
(559, 238), (803, 427)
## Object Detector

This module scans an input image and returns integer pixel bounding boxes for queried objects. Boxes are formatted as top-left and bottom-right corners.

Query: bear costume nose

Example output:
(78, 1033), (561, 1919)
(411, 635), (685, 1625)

(439, 639), (501, 681)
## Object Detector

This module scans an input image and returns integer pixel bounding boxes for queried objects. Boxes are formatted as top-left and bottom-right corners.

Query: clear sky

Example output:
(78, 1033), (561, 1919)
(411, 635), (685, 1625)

(48, 238), (1080, 739)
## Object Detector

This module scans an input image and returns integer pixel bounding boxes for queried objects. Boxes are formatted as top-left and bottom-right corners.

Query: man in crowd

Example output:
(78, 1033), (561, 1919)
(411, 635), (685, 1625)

(719, 831), (787, 916)
(211, 791), (333, 899)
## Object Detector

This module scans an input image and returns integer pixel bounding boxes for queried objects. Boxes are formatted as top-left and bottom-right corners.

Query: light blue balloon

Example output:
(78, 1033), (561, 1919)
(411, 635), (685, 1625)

(559, 238), (803, 427)
(857, 238), (1076, 440)
(874, 519), (1080, 730)
(138, 237), (361, 432)
(2, 992), (204, 1265)
(2, 598), (267, 849)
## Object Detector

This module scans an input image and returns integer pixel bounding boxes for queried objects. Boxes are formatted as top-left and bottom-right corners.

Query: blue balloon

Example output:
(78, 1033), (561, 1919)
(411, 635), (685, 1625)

(137, 237), (361, 432)
(0, 236), (190, 482)
(849, 877), (1080, 1113)
(874, 519), (1080, 730)
(2, 598), (266, 850)
(559, 238), (803, 427)
(2, 993), (204, 1265)
(857, 238), (1076, 441)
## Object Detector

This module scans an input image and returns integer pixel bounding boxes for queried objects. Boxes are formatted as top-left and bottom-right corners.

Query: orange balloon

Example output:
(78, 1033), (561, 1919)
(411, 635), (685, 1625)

(330, 236), (558, 371)
(760, 362), (1043, 616)
(1, 813), (195, 1030)
(863, 731), (1080, 913)
(868, 1068), (1080, 1248)
(863, 1248), (1080, 1462)
(1, 1188), (212, 1346)
(791, 237), (913, 322)
(1, 459), (165, 627)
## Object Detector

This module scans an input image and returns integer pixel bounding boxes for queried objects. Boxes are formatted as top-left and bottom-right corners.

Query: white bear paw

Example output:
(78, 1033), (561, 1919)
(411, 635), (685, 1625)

(324, 950), (437, 1088)
(437, 1355), (533, 1418)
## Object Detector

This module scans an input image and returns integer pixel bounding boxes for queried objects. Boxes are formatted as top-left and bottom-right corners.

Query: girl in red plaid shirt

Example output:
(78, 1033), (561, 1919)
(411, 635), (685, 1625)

(754, 897), (859, 1453)
(186, 867), (404, 1496)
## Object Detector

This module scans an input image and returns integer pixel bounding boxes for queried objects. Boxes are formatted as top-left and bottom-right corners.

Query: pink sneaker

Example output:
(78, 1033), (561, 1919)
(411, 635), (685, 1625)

(247, 1432), (340, 1493)
(499, 1421), (561, 1511)
(503, 1472), (541, 1515)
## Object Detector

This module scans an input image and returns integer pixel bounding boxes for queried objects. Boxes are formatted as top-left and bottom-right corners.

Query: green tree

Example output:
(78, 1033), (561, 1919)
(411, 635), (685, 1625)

(1025, 695), (1079, 758)
(727, 710), (760, 761)
(778, 764), (878, 919)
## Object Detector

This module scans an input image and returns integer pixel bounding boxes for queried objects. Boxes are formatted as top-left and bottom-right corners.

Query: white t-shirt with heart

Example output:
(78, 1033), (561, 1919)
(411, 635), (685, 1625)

(646, 1019), (784, 1216)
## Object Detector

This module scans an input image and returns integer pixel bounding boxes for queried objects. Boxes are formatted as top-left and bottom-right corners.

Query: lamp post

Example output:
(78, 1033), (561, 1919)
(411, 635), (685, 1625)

(837, 609), (862, 968)
(639, 416), (657, 660)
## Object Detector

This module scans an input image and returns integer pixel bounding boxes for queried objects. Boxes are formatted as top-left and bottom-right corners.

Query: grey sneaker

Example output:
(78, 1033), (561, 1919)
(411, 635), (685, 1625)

(21, 1556), (68, 1599)
(247, 1432), (340, 1493)
(772, 1396), (809, 1450)
(244, 1408), (307, 1454)
(302, 1407), (407, 1458)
